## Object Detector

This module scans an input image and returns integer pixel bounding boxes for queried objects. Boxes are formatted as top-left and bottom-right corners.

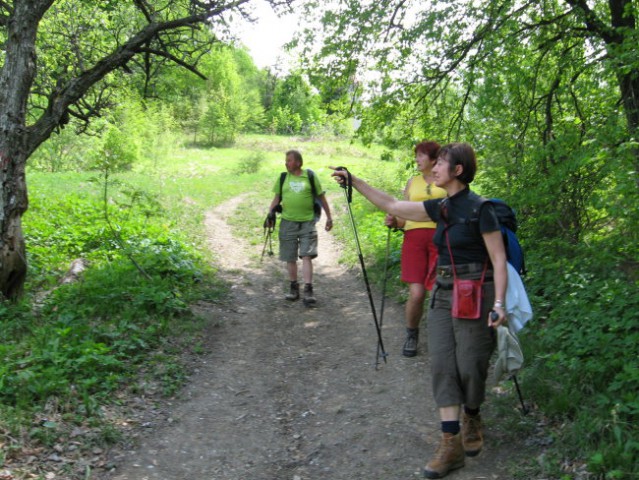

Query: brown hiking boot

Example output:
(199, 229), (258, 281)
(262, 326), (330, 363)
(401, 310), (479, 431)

(302, 283), (316, 306)
(423, 433), (465, 479)
(285, 281), (299, 301)
(461, 413), (483, 457)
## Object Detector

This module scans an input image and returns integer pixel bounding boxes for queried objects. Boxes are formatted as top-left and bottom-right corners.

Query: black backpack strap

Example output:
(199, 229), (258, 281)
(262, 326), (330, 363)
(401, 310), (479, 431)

(443, 193), (487, 228)
(475, 198), (493, 223)
(273, 172), (287, 213)
(307, 169), (318, 197)
(278, 171), (287, 197)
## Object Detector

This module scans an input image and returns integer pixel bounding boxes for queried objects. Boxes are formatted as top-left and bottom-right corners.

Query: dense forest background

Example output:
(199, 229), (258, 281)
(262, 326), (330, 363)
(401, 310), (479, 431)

(1, 1), (638, 479)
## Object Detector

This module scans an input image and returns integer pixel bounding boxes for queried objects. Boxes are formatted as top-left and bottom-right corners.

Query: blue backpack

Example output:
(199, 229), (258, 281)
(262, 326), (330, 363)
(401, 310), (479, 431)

(481, 198), (526, 276)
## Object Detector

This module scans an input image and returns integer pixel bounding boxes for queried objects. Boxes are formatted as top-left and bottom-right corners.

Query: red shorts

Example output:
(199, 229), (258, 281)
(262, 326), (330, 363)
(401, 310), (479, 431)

(401, 228), (438, 291)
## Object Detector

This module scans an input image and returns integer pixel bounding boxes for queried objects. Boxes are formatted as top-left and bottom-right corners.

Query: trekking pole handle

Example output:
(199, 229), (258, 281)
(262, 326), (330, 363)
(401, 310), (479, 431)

(489, 310), (500, 328)
(334, 166), (348, 187)
(334, 166), (353, 203)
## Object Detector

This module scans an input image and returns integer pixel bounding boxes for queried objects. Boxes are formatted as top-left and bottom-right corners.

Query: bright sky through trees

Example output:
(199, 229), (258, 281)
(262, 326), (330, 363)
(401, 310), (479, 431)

(235, 2), (299, 71)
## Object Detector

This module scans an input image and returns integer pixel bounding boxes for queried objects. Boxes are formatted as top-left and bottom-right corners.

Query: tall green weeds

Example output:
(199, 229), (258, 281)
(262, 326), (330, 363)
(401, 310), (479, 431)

(522, 240), (639, 479)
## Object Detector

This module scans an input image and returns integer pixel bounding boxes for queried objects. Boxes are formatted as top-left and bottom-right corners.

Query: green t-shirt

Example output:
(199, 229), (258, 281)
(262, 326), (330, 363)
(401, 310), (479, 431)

(273, 170), (324, 222)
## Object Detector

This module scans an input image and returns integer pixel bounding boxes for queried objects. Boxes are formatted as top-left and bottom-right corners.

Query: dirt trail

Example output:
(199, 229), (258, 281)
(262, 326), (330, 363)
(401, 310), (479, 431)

(101, 195), (524, 480)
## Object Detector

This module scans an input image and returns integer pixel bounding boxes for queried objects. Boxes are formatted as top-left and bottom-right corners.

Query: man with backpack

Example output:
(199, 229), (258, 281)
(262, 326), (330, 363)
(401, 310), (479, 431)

(266, 150), (333, 306)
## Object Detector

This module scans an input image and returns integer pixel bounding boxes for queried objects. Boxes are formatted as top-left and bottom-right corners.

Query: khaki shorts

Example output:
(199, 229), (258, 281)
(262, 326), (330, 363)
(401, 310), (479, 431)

(279, 219), (318, 262)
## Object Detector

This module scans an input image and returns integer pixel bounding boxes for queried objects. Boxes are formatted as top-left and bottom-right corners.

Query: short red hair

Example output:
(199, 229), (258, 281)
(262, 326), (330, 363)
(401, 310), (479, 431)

(414, 141), (441, 159)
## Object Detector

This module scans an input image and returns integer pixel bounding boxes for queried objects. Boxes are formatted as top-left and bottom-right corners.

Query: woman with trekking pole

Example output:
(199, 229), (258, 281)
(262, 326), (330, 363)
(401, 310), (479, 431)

(385, 141), (447, 357)
(331, 142), (508, 479)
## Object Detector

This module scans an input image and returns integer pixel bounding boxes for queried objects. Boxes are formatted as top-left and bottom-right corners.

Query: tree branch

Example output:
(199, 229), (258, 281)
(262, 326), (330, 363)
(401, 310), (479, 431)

(139, 46), (208, 80)
(383, 0), (408, 42)
(25, 0), (253, 154)
(564, 0), (617, 43)
(132, 0), (154, 23)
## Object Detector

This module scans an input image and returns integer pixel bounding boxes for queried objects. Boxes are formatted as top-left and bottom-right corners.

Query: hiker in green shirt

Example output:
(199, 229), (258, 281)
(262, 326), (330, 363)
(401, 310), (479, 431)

(266, 150), (333, 306)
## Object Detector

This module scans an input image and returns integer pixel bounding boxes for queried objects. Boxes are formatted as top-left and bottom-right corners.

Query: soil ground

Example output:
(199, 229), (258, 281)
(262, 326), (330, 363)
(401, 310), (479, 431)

(98, 196), (534, 480)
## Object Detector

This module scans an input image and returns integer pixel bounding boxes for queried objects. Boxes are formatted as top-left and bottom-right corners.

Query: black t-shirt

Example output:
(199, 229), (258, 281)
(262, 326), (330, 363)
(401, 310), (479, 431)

(423, 188), (500, 266)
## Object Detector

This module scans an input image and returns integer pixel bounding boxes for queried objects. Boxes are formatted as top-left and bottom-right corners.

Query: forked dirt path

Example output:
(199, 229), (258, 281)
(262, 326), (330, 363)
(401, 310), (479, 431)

(101, 195), (525, 480)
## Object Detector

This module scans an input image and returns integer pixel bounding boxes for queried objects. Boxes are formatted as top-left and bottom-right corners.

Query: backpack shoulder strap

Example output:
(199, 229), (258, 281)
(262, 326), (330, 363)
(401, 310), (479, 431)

(454, 192), (488, 224)
(306, 169), (318, 197)
(278, 172), (287, 197)
(474, 197), (493, 220)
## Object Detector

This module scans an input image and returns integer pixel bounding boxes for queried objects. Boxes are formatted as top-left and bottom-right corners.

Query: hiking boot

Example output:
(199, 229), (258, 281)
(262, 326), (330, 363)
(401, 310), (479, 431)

(461, 413), (483, 457)
(285, 281), (299, 301)
(402, 328), (419, 357)
(423, 433), (465, 479)
(302, 283), (316, 306)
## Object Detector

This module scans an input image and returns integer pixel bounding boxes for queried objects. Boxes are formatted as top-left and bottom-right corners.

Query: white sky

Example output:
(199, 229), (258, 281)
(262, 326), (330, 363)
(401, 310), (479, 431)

(234, 2), (300, 71)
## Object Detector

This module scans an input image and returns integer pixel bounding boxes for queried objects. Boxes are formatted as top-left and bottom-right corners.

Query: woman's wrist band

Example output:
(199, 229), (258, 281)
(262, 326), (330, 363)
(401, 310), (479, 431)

(494, 300), (504, 308)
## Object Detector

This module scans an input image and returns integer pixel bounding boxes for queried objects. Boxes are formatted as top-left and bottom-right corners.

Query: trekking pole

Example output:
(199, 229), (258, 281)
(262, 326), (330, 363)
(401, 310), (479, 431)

(261, 212), (276, 262)
(336, 167), (387, 365)
(375, 226), (392, 368)
(260, 230), (272, 262)
(491, 311), (529, 416)
(512, 375), (529, 415)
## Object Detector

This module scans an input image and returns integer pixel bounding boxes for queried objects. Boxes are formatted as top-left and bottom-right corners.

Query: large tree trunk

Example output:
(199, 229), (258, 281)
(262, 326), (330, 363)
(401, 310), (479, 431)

(0, 151), (28, 299)
(0, 2), (44, 299)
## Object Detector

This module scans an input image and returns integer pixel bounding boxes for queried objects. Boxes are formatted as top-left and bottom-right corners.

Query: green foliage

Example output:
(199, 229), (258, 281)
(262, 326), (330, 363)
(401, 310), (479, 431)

(6, 177), (213, 411)
(233, 152), (266, 175)
(0, 250), (208, 446)
(29, 97), (180, 174)
(156, 43), (268, 144)
(28, 128), (101, 172)
(268, 105), (303, 134)
(269, 72), (324, 134)
(200, 88), (250, 146)
(519, 244), (639, 476)
(92, 124), (139, 171)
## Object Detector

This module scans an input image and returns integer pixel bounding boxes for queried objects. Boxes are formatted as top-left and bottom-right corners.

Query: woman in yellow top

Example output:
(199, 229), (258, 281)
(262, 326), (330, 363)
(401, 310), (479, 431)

(386, 141), (447, 357)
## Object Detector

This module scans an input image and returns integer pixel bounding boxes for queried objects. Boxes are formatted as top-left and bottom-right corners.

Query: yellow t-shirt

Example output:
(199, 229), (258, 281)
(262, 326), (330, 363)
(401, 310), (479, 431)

(404, 175), (446, 231)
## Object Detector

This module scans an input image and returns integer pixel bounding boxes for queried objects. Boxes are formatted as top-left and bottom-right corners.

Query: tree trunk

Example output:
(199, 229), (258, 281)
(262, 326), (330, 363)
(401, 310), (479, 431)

(618, 72), (639, 187)
(0, 2), (44, 299)
(569, 0), (639, 185)
(609, 0), (639, 186)
(0, 151), (28, 299)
